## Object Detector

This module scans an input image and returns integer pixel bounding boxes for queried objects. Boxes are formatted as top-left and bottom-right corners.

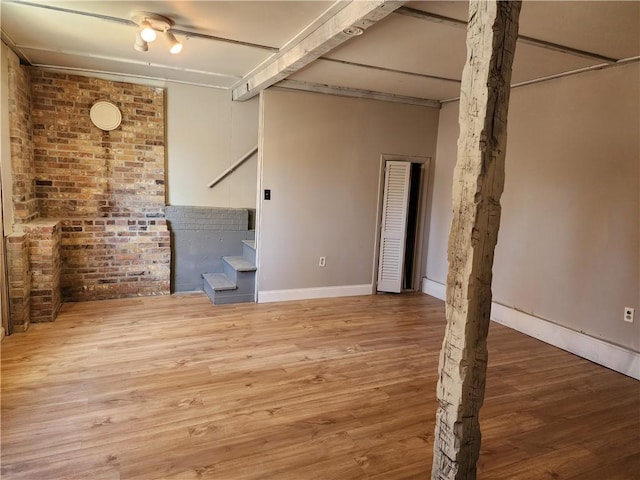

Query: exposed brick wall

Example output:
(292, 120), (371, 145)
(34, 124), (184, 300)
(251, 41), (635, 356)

(28, 70), (170, 301)
(21, 220), (62, 322)
(60, 218), (169, 301)
(3, 65), (170, 321)
(6, 233), (30, 332)
(30, 70), (166, 218)
(8, 53), (37, 223)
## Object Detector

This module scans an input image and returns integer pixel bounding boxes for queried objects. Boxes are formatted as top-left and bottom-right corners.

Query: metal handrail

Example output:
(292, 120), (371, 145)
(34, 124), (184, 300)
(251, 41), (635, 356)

(207, 145), (258, 188)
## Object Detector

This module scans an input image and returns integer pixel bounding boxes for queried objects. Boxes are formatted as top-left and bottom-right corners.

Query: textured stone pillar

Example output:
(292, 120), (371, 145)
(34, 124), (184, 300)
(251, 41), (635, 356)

(431, 1), (521, 479)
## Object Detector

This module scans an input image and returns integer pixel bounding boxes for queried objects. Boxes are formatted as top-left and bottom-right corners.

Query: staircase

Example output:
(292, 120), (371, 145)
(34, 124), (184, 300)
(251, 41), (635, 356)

(203, 240), (256, 305)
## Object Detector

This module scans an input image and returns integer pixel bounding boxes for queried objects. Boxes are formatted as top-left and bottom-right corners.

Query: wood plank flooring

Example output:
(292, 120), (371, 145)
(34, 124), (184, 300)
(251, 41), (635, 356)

(1, 293), (639, 479)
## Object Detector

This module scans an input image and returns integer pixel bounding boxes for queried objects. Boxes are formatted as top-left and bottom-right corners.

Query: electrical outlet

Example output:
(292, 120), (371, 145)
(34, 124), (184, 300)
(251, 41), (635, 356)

(319, 256), (326, 267)
(624, 307), (634, 323)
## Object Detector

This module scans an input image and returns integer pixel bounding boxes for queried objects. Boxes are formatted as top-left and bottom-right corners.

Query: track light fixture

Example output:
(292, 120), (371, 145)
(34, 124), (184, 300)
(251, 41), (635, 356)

(139, 19), (157, 43)
(131, 11), (183, 54)
(165, 31), (183, 54)
(134, 31), (148, 52)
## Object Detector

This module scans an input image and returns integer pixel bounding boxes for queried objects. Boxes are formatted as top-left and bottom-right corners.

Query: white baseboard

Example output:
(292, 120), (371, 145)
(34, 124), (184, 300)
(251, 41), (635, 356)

(423, 277), (446, 300)
(258, 284), (372, 304)
(422, 278), (640, 380)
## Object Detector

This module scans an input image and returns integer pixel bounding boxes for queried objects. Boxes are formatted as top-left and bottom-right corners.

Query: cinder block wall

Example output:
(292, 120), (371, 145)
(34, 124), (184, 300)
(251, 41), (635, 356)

(29, 70), (170, 301)
(166, 206), (252, 292)
(166, 206), (248, 231)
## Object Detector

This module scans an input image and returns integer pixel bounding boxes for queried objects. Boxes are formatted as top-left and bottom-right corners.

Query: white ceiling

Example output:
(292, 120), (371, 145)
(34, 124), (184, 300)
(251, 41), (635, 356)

(1, 0), (639, 104)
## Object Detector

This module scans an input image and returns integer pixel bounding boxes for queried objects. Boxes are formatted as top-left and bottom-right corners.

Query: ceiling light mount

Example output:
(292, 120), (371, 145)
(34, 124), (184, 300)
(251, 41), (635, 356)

(131, 12), (173, 37)
(131, 11), (183, 54)
(342, 26), (364, 37)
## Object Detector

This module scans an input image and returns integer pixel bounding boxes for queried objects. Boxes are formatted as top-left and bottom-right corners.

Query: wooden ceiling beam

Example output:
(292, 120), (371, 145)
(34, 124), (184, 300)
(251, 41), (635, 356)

(232, 0), (406, 101)
(275, 79), (440, 108)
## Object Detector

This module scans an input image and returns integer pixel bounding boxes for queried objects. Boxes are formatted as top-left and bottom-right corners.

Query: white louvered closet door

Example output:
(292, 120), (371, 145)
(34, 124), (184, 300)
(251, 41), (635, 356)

(377, 161), (411, 293)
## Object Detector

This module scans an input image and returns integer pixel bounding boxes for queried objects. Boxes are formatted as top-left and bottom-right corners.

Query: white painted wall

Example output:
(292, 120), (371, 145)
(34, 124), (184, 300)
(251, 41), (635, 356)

(166, 83), (258, 208)
(426, 63), (640, 352)
(258, 88), (440, 297)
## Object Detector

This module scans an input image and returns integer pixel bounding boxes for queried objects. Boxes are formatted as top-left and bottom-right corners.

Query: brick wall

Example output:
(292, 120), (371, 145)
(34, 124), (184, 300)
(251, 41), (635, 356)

(8, 52), (37, 223)
(6, 233), (30, 332)
(21, 220), (62, 322)
(61, 218), (169, 301)
(3, 65), (171, 325)
(31, 70), (166, 218)
(28, 70), (170, 301)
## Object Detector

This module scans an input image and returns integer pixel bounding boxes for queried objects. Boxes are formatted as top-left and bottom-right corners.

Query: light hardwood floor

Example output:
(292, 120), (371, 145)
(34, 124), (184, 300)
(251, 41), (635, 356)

(1, 293), (639, 479)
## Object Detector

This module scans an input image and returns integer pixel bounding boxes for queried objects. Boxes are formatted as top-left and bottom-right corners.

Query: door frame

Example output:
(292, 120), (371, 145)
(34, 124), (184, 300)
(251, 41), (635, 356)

(0, 160), (9, 337)
(371, 154), (431, 293)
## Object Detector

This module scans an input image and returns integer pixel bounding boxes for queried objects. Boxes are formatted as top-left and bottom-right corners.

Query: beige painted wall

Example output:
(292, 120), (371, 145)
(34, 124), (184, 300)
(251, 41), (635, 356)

(427, 63), (640, 351)
(259, 88), (440, 292)
(0, 43), (13, 335)
(166, 83), (258, 208)
(1, 43), (14, 234)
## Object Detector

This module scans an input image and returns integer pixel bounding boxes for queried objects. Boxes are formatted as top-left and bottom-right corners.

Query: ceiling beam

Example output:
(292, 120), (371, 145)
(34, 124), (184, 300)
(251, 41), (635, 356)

(275, 79), (440, 108)
(232, 0), (406, 101)
(396, 5), (618, 64)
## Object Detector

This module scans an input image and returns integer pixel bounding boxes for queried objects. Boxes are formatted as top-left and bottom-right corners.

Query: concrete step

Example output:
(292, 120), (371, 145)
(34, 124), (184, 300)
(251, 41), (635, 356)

(202, 273), (236, 291)
(223, 262), (255, 292)
(208, 292), (255, 305)
(222, 256), (256, 272)
(242, 240), (256, 265)
(203, 273), (239, 305)
(204, 268), (255, 306)
(204, 247), (257, 306)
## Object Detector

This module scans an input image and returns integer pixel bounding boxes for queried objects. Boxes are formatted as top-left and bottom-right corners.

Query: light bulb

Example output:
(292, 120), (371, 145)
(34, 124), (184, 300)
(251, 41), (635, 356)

(166, 31), (183, 54)
(140, 20), (156, 42)
(134, 31), (148, 52)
